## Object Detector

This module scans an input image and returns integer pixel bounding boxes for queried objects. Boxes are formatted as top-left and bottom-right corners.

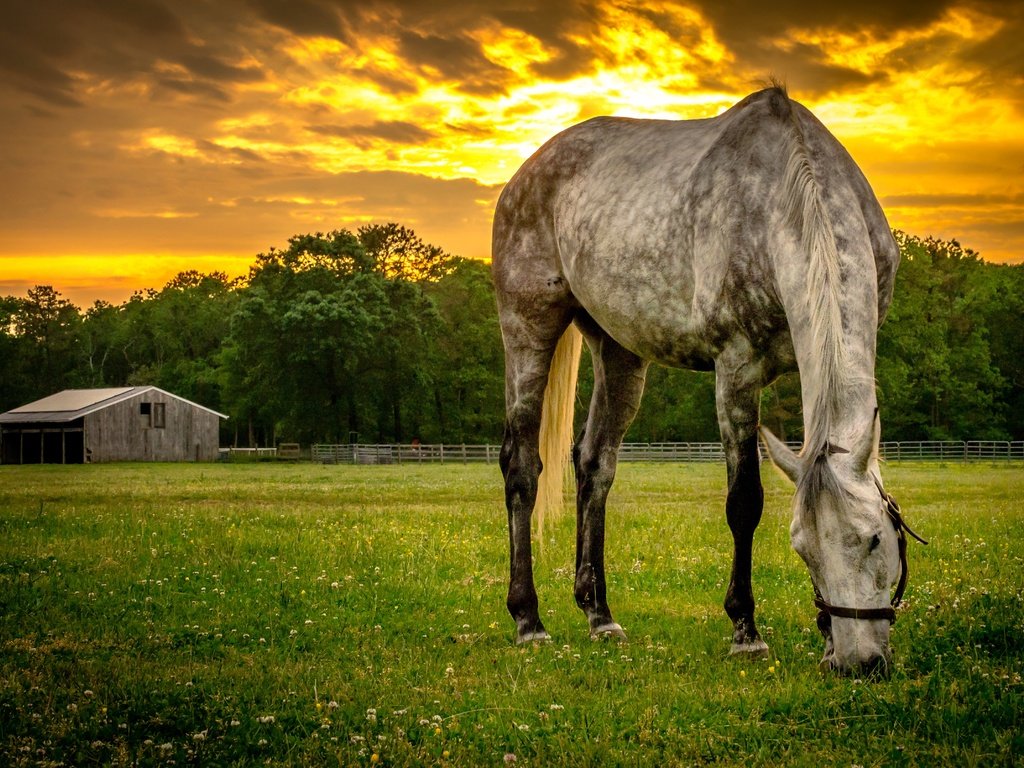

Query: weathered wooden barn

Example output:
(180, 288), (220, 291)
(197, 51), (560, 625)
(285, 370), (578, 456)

(0, 387), (226, 464)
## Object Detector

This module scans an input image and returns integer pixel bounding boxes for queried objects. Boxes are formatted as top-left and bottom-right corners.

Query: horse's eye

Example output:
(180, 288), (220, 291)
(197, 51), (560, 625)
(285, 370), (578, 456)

(868, 534), (881, 552)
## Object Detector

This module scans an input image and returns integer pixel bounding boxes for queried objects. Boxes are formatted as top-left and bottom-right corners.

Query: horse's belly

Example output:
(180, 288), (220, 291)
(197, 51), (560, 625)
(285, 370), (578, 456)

(563, 249), (718, 370)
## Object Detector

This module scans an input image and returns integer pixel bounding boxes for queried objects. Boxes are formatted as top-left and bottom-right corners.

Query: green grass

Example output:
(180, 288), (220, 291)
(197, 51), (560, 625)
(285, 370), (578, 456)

(0, 461), (1021, 766)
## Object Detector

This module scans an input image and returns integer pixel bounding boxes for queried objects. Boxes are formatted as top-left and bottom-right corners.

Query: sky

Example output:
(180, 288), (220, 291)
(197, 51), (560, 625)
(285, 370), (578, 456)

(1, 0), (1022, 307)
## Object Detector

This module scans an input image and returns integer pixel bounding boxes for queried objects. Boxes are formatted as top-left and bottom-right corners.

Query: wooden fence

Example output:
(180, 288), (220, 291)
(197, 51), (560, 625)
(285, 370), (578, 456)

(303, 440), (1024, 465)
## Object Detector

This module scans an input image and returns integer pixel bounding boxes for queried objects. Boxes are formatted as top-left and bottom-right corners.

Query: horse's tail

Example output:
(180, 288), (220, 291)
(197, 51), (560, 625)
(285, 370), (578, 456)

(535, 324), (583, 540)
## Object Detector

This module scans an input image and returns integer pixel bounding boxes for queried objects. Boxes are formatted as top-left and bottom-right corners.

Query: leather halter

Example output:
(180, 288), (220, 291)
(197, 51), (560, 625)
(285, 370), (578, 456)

(813, 479), (928, 630)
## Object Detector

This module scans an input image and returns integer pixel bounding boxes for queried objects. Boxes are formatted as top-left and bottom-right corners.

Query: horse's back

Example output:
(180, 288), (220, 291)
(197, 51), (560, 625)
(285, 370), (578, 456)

(492, 88), (898, 366)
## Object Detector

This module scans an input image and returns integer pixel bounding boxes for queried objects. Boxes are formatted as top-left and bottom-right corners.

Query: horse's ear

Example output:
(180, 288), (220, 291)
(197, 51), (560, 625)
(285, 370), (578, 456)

(852, 408), (881, 475)
(760, 426), (800, 484)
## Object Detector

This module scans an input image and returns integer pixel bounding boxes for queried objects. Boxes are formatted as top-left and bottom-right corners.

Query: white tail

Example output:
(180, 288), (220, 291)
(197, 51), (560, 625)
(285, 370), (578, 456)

(534, 324), (583, 540)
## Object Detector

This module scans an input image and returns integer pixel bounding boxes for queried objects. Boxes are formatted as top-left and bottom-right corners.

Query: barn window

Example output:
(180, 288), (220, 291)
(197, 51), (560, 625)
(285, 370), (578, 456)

(153, 402), (166, 429)
(139, 402), (152, 427)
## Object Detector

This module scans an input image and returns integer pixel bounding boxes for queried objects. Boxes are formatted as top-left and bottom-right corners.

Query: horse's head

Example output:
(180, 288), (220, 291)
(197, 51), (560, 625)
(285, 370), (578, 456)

(761, 421), (910, 677)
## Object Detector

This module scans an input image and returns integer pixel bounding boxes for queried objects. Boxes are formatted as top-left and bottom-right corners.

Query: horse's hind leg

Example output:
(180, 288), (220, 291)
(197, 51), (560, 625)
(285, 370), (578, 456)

(498, 300), (572, 644)
(573, 321), (648, 639)
(715, 348), (769, 657)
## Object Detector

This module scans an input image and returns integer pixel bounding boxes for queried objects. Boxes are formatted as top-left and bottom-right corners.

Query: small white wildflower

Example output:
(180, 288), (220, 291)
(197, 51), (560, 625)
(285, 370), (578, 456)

(257, 715), (275, 724)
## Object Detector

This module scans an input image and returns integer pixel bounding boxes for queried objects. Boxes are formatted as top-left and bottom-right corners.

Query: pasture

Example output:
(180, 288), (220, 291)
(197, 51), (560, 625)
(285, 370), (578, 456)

(0, 462), (1020, 766)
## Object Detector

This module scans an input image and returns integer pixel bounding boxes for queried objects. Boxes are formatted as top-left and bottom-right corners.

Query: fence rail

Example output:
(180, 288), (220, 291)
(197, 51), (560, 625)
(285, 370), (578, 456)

(305, 440), (1024, 465)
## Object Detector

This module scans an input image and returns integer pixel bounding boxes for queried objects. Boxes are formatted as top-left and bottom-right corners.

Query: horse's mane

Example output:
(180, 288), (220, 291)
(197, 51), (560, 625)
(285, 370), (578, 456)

(774, 85), (850, 512)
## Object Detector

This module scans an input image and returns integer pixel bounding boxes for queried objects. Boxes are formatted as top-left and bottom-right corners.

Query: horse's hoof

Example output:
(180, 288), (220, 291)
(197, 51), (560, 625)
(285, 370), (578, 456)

(590, 622), (627, 641)
(729, 638), (769, 658)
(516, 630), (551, 645)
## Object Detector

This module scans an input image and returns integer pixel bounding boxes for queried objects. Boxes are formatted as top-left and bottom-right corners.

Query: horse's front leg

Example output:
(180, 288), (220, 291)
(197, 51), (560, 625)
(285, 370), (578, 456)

(573, 328), (647, 639)
(715, 351), (770, 657)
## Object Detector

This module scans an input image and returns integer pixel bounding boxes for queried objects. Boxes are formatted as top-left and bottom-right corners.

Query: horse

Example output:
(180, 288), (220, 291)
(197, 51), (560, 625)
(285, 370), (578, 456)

(492, 85), (924, 676)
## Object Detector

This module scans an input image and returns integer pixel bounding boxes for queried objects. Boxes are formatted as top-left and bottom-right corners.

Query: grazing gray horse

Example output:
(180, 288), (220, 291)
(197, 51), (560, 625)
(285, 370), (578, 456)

(493, 86), (917, 675)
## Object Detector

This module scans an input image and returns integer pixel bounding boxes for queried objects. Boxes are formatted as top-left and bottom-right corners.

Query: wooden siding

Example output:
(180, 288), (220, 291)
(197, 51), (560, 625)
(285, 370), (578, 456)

(84, 391), (220, 462)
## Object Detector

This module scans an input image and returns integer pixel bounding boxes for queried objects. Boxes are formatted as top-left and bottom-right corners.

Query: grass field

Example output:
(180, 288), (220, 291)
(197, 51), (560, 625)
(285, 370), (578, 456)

(0, 461), (1021, 766)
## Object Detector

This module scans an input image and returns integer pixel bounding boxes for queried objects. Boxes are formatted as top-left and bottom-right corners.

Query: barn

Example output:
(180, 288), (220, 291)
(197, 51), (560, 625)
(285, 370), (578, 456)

(0, 387), (227, 464)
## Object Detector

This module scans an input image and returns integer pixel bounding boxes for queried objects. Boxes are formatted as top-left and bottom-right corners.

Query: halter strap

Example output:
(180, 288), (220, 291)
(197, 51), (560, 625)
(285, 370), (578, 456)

(813, 481), (927, 630)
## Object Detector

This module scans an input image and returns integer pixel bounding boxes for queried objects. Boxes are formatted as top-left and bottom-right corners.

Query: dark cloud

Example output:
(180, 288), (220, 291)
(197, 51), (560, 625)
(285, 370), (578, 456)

(197, 140), (266, 164)
(356, 67), (420, 96)
(397, 30), (515, 94)
(688, 0), (962, 95)
(959, 2), (1024, 101)
(156, 78), (232, 103)
(754, 42), (885, 95)
(692, 0), (960, 43)
(306, 121), (436, 146)
(0, 0), (264, 109)
(244, 0), (348, 39)
(178, 52), (264, 83)
(531, 39), (595, 81)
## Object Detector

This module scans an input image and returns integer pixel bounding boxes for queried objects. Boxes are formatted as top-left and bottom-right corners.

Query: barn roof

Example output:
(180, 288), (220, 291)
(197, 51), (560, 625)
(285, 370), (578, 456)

(0, 387), (227, 424)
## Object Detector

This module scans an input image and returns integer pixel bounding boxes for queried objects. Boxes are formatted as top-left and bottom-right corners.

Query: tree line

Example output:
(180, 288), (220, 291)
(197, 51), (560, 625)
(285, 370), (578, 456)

(1, 226), (1021, 446)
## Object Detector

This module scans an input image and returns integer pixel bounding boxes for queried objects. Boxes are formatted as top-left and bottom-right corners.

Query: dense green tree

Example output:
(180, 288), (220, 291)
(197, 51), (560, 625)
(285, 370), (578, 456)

(425, 258), (505, 442)
(877, 234), (1008, 440)
(220, 235), (384, 445)
(358, 223), (454, 282)
(984, 264), (1024, 438)
(0, 296), (36, 412)
(219, 226), (453, 445)
(8, 286), (84, 400)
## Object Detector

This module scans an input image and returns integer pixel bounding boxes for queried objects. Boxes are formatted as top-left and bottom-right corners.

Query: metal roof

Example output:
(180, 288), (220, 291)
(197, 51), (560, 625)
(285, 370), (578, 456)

(0, 387), (228, 424)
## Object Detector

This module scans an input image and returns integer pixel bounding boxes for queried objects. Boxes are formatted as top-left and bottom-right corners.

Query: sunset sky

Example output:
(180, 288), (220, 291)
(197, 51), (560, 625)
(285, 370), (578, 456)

(1, 0), (1022, 306)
